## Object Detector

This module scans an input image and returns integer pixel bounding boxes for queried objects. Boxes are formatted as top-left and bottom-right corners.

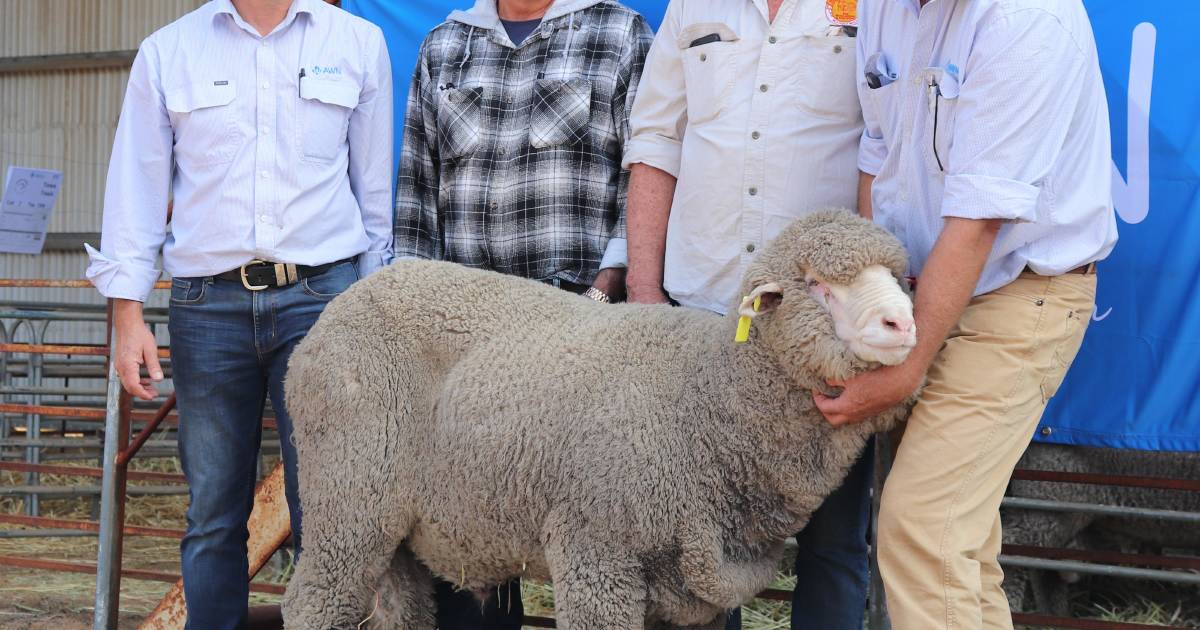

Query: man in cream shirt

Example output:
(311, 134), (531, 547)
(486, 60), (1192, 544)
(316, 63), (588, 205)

(624, 0), (872, 627)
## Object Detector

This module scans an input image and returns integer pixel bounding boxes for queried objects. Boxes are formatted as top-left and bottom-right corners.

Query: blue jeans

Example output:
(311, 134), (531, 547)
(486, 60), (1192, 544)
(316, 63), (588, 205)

(168, 261), (359, 630)
(726, 439), (875, 630)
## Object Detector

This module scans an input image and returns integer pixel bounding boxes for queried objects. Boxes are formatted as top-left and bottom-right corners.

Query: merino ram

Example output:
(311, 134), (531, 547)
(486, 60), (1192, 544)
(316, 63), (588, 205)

(281, 210), (919, 629)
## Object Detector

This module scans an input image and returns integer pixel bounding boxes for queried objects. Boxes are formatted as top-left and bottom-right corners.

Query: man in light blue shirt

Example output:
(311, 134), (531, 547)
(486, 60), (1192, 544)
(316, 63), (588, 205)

(815, 0), (1117, 628)
(86, 0), (392, 626)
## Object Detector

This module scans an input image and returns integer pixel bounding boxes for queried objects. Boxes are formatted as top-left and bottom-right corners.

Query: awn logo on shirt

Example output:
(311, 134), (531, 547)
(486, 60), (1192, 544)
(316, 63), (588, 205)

(825, 0), (857, 26)
(310, 65), (343, 77)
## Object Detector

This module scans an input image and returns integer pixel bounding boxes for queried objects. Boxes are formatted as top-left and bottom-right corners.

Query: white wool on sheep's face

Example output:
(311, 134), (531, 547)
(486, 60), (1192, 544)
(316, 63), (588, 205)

(806, 264), (916, 366)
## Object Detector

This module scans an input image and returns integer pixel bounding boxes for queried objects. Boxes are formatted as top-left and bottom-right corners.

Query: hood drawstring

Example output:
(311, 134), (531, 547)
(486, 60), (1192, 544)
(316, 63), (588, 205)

(459, 26), (475, 69)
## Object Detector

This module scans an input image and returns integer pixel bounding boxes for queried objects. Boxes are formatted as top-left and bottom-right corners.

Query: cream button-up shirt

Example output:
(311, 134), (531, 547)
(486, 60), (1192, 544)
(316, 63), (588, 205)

(624, 0), (864, 314)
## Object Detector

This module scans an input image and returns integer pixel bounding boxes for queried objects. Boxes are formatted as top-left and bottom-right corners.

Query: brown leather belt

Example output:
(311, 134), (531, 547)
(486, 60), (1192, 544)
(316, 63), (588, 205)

(214, 257), (354, 291)
(1026, 262), (1096, 276)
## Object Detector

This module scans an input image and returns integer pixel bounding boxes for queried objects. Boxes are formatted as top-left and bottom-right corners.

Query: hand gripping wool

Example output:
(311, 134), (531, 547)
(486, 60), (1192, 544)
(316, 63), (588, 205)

(281, 210), (919, 629)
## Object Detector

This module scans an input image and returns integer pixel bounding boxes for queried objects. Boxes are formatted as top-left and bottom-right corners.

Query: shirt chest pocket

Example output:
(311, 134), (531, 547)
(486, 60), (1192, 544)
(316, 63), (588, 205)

(676, 23), (739, 126)
(436, 86), (484, 161)
(298, 79), (360, 162)
(792, 35), (859, 120)
(920, 67), (960, 174)
(529, 78), (592, 149)
(164, 81), (242, 167)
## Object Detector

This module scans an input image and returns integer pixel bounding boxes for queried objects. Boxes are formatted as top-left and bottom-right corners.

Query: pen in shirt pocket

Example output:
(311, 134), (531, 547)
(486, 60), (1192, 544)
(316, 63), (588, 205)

(298, 67), (305, 97)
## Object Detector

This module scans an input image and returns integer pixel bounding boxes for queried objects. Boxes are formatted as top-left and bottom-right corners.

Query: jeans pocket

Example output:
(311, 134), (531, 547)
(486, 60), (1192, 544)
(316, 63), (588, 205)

(300, 262), (360, 301)
(169, 278), (207, 305)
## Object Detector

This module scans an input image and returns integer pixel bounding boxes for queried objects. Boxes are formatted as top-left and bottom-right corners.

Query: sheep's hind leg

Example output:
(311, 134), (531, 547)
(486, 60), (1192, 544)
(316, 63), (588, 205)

(362, 544), (435, 629)
(544, 533), (646, 630)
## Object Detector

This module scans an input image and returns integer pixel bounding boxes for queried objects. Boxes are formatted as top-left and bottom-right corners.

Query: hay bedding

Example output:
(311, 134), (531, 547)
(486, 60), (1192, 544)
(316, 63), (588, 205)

(2, 458), (1197, 628)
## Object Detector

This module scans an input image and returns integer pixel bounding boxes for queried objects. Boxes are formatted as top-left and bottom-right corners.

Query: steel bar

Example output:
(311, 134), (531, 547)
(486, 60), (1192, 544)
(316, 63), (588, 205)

(998, 555), (1200, 585)
(0, 343), (170, 359)
(0, 529), (96, 538)
(0, 513), (183, 539)
(93, 320), (130, 630)
(1003, 543), (1200, 572)
(117, 394), (177, 466)
(0, 461), (186, 484)
(0, 279), (170, 289)
(0, 485), (186, 496)
(0, 51), (137, 73)
(0, 555), (285, 594)
(0, 403), (105, 418)
(1, 386), (108, 396)
(1011, 612), (1193, 630)
(1002, 496), (1200, 524)
(0, 310), (169, 324)
(1011, 468), (1200, 492)
(0, 438), (279, 450)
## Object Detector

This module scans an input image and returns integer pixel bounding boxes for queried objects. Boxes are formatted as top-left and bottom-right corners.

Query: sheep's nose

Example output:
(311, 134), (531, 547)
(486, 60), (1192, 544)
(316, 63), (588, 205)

(881, 315), (914, 334)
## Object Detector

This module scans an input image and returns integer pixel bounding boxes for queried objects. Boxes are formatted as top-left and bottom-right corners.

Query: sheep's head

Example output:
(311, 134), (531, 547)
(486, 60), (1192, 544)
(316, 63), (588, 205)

(734, 209), (916, 384)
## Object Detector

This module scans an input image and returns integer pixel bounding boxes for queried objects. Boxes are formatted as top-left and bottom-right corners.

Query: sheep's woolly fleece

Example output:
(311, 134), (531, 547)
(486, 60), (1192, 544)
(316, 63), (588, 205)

(281, 209), (917, 630)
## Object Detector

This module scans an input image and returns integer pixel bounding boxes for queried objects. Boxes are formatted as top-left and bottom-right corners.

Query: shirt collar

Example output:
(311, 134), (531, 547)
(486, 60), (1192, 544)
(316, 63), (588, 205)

(212, 0), (316, 35)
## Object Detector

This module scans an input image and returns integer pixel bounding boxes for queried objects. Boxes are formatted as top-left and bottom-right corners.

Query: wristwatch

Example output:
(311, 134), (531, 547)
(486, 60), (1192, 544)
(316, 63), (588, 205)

(583, 287), (611, 303)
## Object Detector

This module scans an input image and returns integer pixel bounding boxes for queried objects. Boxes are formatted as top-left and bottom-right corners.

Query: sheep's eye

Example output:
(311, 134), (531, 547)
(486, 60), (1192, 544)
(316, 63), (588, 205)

(807, 279), (820, 288)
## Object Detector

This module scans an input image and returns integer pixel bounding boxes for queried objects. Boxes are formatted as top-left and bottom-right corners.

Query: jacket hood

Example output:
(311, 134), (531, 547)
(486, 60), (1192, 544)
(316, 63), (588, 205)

(447, 0), (610, 30)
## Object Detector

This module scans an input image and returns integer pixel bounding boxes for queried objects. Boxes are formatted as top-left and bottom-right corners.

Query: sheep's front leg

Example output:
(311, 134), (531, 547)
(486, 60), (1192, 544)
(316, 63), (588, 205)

(677, 525), (780, 609)
(543, 527), (646, 629)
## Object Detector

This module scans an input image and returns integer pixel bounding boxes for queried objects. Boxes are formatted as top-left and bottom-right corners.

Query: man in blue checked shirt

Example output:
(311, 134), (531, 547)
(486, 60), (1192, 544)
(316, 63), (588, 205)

(85, 0), (392, 626)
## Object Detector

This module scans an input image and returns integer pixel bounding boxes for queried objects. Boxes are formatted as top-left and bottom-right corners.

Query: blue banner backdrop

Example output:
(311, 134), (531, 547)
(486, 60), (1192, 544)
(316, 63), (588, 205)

(343, 0), (1200, 452)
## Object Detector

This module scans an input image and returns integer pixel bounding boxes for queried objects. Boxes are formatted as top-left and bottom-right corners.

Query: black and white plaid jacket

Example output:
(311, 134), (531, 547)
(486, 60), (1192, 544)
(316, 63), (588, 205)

(394, 0), (653, 285)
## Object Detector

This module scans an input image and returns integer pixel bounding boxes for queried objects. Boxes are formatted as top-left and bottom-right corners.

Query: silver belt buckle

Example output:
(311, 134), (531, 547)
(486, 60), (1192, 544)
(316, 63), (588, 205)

(240, 259), (270, 291)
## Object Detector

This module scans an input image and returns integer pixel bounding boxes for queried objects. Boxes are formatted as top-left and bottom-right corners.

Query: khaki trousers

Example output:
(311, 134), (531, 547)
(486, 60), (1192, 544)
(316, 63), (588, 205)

(878, 271), (1097, 630)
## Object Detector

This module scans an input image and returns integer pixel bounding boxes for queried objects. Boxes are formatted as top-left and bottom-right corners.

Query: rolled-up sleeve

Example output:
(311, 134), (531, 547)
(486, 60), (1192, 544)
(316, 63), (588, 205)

(85, 42), (172, 303)
(940, 9), (1088, 223)
(856, 5), (887, 176)
(348, 26), (395, 276)
(621, 0), (686, 177)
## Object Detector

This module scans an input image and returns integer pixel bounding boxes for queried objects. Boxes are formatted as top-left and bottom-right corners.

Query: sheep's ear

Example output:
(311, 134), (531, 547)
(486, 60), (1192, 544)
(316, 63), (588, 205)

(737, 282), (783, 319)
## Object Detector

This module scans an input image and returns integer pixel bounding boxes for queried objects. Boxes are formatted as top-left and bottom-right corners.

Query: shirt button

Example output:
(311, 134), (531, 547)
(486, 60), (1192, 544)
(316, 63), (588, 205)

(768, 36), (778, 44)
(748, 187), (758, 196)
(746, 243), (756, 253)
(260, 127), (269, 135)
(759, 84), (769, 92)
(260, 171), (269, 179)
(262, 82), (270, 89)
(259, 215), (270, 223)
(833, 45), (843, 54)
(699, 53), (707, 62)
(489, 201), (498, 209)
(751, 131), (760, 140)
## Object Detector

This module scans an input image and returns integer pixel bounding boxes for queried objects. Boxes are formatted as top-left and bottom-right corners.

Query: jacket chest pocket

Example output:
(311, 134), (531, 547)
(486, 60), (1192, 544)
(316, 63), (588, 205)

(437, 86), (484, 160)
(792, 35), (859, 120)
(920, 67), (960, 174)
(298, 79), (359, 162)
(529, 78), (592, 149)
(165, 81), (242, 167)
(677, 23), (739, 126)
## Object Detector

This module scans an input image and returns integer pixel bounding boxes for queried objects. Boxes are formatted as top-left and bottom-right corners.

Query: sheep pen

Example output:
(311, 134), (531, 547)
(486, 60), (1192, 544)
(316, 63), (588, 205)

(280, 210), (920, 629)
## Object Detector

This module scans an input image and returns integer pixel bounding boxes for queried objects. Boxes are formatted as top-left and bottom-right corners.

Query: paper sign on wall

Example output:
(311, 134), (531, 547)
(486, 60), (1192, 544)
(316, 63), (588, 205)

(0, 166), (62, 255)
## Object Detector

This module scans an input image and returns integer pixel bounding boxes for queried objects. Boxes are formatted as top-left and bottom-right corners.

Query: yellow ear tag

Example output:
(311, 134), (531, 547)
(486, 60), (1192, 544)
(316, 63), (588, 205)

(734, 295), (761, 343)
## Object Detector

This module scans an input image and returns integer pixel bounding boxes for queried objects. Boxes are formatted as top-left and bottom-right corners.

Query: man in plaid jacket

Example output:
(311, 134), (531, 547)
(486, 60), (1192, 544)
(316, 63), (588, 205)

(394, 0), (652, 626)
(396, 0), (652, 305)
